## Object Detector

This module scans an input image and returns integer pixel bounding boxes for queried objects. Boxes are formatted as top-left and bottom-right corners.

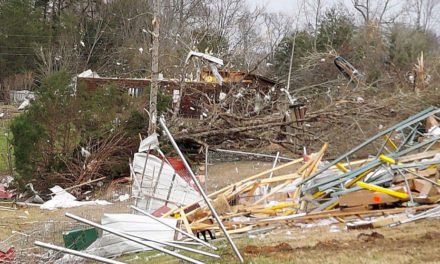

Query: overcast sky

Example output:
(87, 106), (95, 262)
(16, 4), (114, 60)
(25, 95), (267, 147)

(249, 0), (297, 14)
(247, 0), (356, 27)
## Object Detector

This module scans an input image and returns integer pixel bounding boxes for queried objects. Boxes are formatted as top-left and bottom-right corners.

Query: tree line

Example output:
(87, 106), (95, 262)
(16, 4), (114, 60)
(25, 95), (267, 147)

(0, 0), (439, 88)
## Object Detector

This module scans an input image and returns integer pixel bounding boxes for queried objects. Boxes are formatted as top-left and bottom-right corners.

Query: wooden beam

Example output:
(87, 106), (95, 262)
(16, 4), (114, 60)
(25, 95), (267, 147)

(179, 207), (193, 235)
(397, 149), (440, 163)
(259, 173), (299, 184)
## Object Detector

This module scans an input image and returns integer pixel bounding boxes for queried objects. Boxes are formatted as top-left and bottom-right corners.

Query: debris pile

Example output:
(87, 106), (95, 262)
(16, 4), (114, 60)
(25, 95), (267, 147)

(160, 107), (440, 235)
(31, 107), (440, 264)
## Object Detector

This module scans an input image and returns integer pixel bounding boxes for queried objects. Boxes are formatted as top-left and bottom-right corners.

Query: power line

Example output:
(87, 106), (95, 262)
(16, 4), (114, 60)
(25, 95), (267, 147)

(0, 45), (145, 49)
(1, 33), (120, 38)
(0, 53), (35, 56)
(0, 46), (35, 49)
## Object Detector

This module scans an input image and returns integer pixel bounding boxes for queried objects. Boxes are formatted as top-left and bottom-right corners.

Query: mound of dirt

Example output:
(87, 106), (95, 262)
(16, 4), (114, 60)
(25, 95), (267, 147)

(243, 242), (293, 255)
(357, 231), (385, 242)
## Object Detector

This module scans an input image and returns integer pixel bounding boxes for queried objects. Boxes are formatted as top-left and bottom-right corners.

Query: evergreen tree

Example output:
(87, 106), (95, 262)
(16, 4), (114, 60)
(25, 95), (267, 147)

(0, 0), (48, 79)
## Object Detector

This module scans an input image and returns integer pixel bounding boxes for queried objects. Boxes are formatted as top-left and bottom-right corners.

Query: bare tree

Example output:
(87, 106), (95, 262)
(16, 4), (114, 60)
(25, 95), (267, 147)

(303, 0), (323, 51)
(312, 0), (323, 51)
(351, 0), (400, 25)
(262, 13), (292, 63)
(406, 0), (440, 31)
(352, 0), (371, 23)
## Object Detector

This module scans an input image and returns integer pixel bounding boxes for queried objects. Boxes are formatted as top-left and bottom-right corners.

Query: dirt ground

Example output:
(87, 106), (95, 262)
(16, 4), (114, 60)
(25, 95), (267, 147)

(238, 220), (440, 264)
(119, 218), (440, 264)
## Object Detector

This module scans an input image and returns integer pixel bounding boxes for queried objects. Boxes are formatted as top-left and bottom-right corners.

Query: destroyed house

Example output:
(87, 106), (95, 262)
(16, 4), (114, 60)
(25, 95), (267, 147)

(77, 71), (278, 118)
(199, 68), (277, 86)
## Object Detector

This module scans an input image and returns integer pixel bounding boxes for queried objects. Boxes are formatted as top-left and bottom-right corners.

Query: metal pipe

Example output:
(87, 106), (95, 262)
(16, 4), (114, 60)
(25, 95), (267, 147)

(146, 166), (156, 211)
(345, 156), (352, 170)
(305, 134), (440, 192)
(167, 241), (203, 246)
(305, 160), (382, 192)
(375, 131), (392, 157)
(130, 163), (141, 207)
(122, 232), (219, 258)
(398, 169), (415, 205)
(35, 241), (125, 264)
(388, 167), (415, 206)
(303, 107), (440, 184)
(402, 169), (440, 187)
(131, 205), (217, 250)
(149, 159), (165, 211)
(165, 173), (177, 206)
(215, 148), (294, 161)
(159, 117), (244, 263)
(391, 160), (440, 169)
(397, 134), (440, 156)
(396, 124), (419, 151)
(65, 213), (204, 264)
(140, 145), (152, 188)
(205, 145), (209, 192)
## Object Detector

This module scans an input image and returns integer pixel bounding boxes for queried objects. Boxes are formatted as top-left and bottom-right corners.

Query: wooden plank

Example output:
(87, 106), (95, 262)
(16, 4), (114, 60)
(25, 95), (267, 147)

(259, 173), (299, 184)
(252, 181), (292, 205)
(225, 181), (256, 199)
(208, 157), (303, 199)
(253, 145), (328, 206)
(194, 205), (437, 229)
(162, 157), (304, 217)
(215, 225), (254, 236)
(166, 144), (326, 217)
(294, 144), (328, 203)
(397, 149), (440, 163)
(245, 181), (261, 201)
(190, 222), (214, 231)
(179, 207), (193, 235)
(329, 158), (374, 170)
(274, 204), (438, 222)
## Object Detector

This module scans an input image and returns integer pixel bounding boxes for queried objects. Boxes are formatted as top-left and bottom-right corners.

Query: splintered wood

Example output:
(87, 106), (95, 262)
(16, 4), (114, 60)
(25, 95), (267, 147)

(159, 111), (440, 235)
(164, 144), (332, 233)
(165, 143), (440, 235)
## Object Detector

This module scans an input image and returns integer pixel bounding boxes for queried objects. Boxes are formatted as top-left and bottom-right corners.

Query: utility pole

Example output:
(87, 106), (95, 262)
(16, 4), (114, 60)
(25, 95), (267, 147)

(149, 0), (160, 135)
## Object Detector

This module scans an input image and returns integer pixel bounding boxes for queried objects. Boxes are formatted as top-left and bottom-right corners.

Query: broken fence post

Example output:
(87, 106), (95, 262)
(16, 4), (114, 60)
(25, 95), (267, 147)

(159, 117), (245, 263)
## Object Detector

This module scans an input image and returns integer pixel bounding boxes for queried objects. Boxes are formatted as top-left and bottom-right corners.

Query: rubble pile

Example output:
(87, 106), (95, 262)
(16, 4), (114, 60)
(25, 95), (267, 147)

(159, 107), (440, 235)
(24, 107), (440, 264)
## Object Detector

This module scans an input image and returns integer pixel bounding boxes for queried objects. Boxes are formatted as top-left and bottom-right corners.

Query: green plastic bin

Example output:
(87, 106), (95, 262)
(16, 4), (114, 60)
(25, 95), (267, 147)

(62, 227), (98, 250)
